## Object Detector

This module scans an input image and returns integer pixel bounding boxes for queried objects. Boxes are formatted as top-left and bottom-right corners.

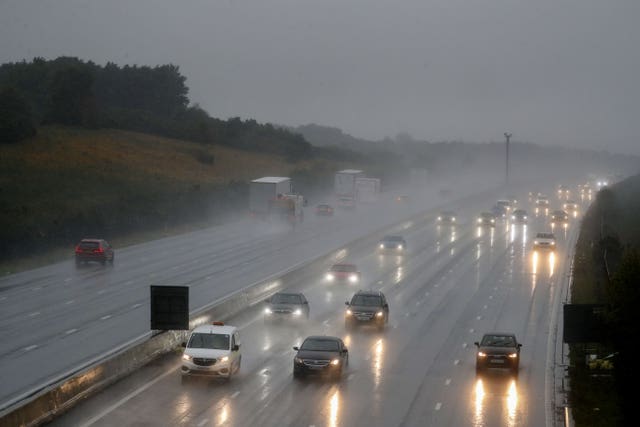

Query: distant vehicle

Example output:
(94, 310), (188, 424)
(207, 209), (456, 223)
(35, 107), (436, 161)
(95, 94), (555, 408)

(264, 292), (310, 324)
(563, 200), (579, 214)
(557, 185), (571, 198)
(344, 290), (389, 331)
(511, 209), (528, 224)
(535, 195), (550, 207)
(268, 194), (305, 226)
(335, 169), (365, 201)
(496, 199), (512, 212)
(506, 195), (518, 206)
(491, 204), (508, 219)
(181, 322), (241, 382)
(326, 263), (360, 284)
(337, 196), (356, 210)
(315, 204), (334, 216)
(355, 177), (381, 203)
(579, 184), (593, 196)
(249, 176), (292, 219)
(378, 235), (407, 253)
(533, 232), (556, 251)
(550, 209), (569, 223)
(396, 194), (410, 203)
(75, 238), (114, 266)
(293, 335), (349, 380)
(437, 210), (457, 225)
(474, 332), (522, 374)
(477, 212), (496, 226)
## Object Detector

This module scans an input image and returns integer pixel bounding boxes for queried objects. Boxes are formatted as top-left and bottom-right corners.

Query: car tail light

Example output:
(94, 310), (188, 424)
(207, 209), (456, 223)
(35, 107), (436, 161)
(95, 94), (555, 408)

(93, 247), (104, 253)
(75, 246), (81, 254)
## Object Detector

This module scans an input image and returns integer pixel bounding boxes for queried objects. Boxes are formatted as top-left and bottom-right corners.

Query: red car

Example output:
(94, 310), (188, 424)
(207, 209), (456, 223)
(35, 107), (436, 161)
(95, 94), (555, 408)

(325, 263), (360, 284)
(75, 238), (114, 266)
(316, 204), (334, 216)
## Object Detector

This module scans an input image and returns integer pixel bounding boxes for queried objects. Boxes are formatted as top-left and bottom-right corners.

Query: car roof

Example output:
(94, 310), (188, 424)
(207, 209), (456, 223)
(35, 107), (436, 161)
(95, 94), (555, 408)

(354, 289), (384, 296)
(191, 323), (237, 335)
(481, 211), (494, 216)
(273, 291), (304, 297)
(382, 235), (404, 240)
(481, 331), (517, 338)
(332, 263), (356, 267)
(536, 232), (555, 238)
(303, 335), (341, 342)
(80, 238), (103, 242)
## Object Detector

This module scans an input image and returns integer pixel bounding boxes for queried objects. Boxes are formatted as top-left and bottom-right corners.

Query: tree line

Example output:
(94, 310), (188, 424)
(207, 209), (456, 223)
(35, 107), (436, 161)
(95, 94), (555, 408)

(0, 56), (322, 161)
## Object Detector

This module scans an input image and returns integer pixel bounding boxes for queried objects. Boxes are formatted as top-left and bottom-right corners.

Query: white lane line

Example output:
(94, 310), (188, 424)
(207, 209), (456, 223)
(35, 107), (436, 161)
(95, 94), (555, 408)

(31, 287), (41, 291)
(132, 303), (142, 309)
(323, 319), (330, 325)
(64, 278), (72, 282)
(489, 295), (493, 300)
(66, 329), (78, 335)
(101, 315), (112, 320)
(28, 311), (40, 317)
(97, 290), (107, 295)
(445, 379), (451, 386)
(435, 402), (442, 411)
(24, 345), (38, 351)
(78, 366), (177, 427)
(126, 281), (133, 285)
(197, 419), (209, 427)
(348, 374), (355, 381)
(231, 391), (240, 399)
(415, 301), (421, 306)
(469, 328), (475, 333)
(424, 291), (430, 296)
(0, 296), (6, 301)
(476, 316), (482, 320)
(454, 359), (460, 365)
(483, 305), (488, 310)
(462, 343), (468, 348)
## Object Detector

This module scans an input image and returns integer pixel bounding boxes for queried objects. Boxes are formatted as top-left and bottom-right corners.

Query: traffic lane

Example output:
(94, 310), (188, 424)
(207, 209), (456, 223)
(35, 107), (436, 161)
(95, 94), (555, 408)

(48, 211), (501, 427)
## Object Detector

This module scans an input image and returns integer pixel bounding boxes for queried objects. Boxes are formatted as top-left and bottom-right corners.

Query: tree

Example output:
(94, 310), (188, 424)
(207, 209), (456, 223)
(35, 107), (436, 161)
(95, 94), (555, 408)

(0, 86), (36, 143)
(47, 65), (96, 126)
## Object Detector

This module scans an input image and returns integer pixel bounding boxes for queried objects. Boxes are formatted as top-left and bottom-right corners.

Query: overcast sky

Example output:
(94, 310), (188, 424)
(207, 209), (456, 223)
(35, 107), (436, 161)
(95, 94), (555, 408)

(1, 0), (639, 155)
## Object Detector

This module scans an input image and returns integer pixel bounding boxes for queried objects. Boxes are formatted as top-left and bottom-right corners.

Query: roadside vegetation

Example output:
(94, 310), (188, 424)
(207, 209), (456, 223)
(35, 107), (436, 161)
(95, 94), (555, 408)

(569, 173), (640, 426)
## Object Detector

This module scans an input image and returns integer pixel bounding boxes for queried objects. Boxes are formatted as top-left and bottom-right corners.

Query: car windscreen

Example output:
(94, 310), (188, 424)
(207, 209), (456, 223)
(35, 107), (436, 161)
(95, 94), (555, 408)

(271, 294), (302, 304)
(331, 264), (356, 272)
(300, 339), (340, 352)
(481, 335), (516, 347)
(188, 333), (230, 350)
(383, 236), (403, 242)
(350, 295), (382, 306)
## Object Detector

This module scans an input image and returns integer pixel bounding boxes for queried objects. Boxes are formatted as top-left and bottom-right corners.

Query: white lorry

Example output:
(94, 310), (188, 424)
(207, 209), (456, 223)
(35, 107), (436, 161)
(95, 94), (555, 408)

(249, 177), (292, 219)
(355, 177), (381, 203)
(334, 169), (365, 206)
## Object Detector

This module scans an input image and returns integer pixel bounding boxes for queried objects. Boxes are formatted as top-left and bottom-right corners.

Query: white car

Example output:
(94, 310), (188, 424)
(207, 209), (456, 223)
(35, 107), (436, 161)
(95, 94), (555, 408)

(181, 322), (241, 381)
(533, 232), (556, 251)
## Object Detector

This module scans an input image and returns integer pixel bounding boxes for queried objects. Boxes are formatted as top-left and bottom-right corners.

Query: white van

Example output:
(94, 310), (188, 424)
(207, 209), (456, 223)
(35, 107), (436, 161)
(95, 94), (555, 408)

(181, 322), (241, 382)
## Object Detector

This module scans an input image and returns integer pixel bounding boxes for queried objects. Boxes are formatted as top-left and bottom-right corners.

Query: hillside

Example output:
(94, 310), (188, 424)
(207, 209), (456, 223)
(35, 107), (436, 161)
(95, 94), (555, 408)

(0, 126), (350, 266)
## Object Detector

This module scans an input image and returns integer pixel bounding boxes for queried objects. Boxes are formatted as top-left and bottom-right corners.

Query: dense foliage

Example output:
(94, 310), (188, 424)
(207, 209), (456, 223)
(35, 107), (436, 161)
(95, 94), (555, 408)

(0, 57), (316, 160)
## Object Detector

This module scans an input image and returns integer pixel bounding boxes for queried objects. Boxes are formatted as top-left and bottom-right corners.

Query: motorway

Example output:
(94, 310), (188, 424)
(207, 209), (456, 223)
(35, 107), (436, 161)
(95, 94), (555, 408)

(44, 182), (587, 427)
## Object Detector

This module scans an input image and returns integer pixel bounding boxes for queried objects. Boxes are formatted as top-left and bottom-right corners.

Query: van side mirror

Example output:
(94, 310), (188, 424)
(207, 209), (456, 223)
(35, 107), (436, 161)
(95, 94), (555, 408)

(474, 342), (479, 347)
(345, 301), (350, 306)
(181, 342), (186, 348)
(293, 346), (299, 351)
(233, 344), (240, 351)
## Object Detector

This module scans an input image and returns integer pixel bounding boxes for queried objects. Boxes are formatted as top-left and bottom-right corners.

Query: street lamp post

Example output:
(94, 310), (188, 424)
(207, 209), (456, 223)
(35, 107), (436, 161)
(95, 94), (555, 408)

(504, 132), (512, 185)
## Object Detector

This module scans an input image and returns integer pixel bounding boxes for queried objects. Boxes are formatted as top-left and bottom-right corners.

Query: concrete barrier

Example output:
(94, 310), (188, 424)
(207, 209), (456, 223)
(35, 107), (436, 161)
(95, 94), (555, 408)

(0, 186), (497, 426)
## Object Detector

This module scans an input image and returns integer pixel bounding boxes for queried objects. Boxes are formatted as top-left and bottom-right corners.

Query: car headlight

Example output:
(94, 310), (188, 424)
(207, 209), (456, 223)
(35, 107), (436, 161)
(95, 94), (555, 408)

(551, 241), (555, 245)
(326, 273), (334, 281)
(219, 356), (229, 363)
(331, 359), (340, 365)
(452, 217), (456, 222)
(534, 240), (539, 244)
(346, 309), (352, 316)
(264, 307), (272, 314)
(524, 216), (527, 219)
(349, 275), (358, 283)
(293, 309), (302, 316)
(509, 353), (518, 358)
(477, 218), (482, 223)
(438, 216), (442, 221)
(376, 311), (384, 317)
(379, 244), (385, 249)
(491, 219), (495, 223)
(477, 352), (486, 357)
(398, 245), (403, 250)
(182, 354), (192, 361)
(294, 357), (303, 364)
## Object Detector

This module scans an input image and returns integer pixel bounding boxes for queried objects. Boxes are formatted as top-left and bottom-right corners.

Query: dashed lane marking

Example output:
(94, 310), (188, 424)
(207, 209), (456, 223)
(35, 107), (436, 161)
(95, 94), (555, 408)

(231, 391), (240, 399)
(28, 312), (40, 317)
(66, 329), (77, 335)
(25, 345), (38, 351)
(445, 379), (451, 386)
(66, 300), (75, 305)
(197, 419), (209, 427)
(462, 343), (468, 348)
(435, 402), (442, 411)
(454, 359), (460, 365)
(348, 374), (355, 381)
(101, 315), (112, 320)
(132, 303), (142, 309)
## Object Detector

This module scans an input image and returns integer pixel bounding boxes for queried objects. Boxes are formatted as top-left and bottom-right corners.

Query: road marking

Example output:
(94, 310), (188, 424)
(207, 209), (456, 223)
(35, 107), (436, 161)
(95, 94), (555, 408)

(231, 391), (240, 399)
(66, 329), (78, 335)
(489, 295), (493, 299)
(415, 301), (421, 306)
(97, 290), (106, 295)
(323, 319), (330, 325)
(101, 315), (112, 320)
(435, 402), (442, 411)
(454, 359), (460, 365)
(0, 296), (6, 301)
(132, 303), (142, 309)
(31, 287), (41, 291)
(469, 328), (475, 333)
(476, 316), (482, 320)
(64, 278), (72, 282)
(348, 374), (355, 381)
(66, 300), (75, 305)
(462, 343), (468, 348)
(197, 419), (209, 427)
(77, 366), (177, 427)
(424, 291), (430, 296)
(24, 345), (38, 351)
(28, 311), (40, 317)
(445, 379), (451, 386)
(483, 305), (488, 310)
(126, 281), (133, 285)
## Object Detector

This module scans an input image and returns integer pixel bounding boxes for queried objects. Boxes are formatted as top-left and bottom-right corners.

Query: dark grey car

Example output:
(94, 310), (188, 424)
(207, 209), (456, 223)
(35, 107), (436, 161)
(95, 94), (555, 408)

(344, 290), (389, 331)
(293, 336), (348, 380)
(264, 292), (309, 324)
(474, 332), (522, 375)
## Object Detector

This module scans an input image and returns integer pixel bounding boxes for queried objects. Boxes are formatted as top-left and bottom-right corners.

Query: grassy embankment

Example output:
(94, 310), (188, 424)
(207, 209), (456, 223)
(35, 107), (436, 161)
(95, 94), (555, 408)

(0, 126), (350, 273)
(569, 174), (640, 426)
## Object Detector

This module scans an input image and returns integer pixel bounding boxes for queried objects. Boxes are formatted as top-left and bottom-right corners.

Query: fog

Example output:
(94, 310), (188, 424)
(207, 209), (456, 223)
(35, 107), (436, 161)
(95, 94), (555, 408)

(2, 0), (639, 156)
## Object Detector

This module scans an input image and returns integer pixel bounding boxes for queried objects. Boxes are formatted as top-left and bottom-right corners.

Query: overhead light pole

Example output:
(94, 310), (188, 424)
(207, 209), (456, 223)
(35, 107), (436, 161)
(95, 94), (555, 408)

(504, 132), (512, 185)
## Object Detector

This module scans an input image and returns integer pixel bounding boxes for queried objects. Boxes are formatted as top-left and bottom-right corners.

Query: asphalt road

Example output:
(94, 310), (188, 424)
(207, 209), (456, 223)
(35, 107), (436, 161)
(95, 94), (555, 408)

(47, 184), (587, 427)
(0, 176), (505, 409)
